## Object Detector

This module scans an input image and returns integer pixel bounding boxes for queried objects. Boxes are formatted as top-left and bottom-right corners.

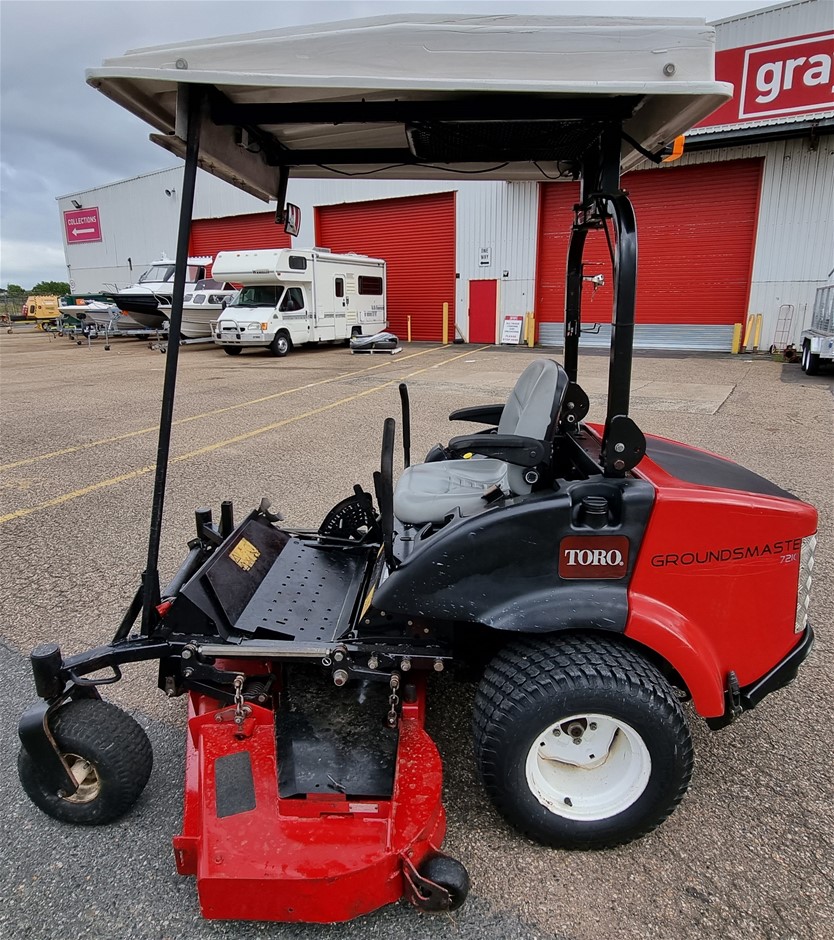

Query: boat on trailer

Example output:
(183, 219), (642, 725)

(106, 255), (213, 330)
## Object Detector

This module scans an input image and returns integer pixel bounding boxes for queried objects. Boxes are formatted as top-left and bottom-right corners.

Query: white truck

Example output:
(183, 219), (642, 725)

(211, 248), (386, 356)
(799, 284), (834, 375)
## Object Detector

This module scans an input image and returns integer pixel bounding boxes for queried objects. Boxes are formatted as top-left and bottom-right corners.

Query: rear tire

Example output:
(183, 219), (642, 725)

(269, 331), (291, 357)
(18, 699), (153, 825)
(474, 634), (693, 849)
(223, 346), (243, 356)
(802, 342), (820, 375)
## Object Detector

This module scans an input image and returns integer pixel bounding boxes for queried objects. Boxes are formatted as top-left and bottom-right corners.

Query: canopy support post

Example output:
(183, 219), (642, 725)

(141, 84), (203, 635)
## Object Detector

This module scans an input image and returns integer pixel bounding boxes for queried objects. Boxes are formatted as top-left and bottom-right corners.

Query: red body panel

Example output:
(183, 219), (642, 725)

(174, 667), (445, 922)
(588, 427), (816, 717)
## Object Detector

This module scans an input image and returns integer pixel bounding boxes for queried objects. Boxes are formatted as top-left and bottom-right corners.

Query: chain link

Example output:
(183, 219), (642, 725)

(233, 674), (246, 729)
(387, 674), (400, 727)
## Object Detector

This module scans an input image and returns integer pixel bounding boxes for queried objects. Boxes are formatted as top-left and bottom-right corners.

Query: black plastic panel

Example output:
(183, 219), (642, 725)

(646, 437), (797, 500)
(380, 477), (654, 634)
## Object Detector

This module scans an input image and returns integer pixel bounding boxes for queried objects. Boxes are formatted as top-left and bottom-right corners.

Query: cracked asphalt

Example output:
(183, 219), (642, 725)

(1, 327), (832, 940)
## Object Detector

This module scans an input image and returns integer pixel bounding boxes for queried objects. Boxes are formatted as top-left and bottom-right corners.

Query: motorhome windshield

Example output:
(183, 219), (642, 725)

(230, 286), (283, 307)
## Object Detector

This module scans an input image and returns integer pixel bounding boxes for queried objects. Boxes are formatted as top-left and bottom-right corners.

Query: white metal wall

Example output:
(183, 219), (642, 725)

(711, 0), (829, 50)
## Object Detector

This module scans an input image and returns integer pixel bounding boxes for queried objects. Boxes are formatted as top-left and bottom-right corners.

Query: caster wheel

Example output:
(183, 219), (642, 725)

(18, 699), (153, 825)
(414, 855), (470, 912)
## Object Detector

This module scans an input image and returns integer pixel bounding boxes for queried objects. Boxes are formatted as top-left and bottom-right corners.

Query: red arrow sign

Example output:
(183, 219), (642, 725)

(64, 207), (102, 244)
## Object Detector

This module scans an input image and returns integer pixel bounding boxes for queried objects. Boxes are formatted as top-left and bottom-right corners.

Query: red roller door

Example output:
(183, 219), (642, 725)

(535, 160), (762, 331)
(189, 213), (291, 275)
(315, 192), (455, 341)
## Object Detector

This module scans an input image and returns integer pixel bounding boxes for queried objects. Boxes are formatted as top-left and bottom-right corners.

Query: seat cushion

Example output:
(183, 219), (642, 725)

(394, 458), (509, 525)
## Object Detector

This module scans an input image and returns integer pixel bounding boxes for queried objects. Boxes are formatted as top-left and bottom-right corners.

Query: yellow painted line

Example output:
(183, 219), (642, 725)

(0, 346), (490, 525)
(0, 344), (449, 471)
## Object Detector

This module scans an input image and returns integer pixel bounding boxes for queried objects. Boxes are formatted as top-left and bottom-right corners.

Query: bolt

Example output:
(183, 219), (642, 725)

(368, 655), (379, 670)
(214, 714), (223, 722)
(663, 62), (676, 76)
(573, 737), (582, 745)
(181, 648), (192, 660)
(564, 797), (573, 807)
(183, 667), (193, 678)
(433, 659), (444, 672)
(257, 694), (267, 703)
(614, 442), (625, 453)
(333, 650), (345, 662)
(589, 722), (597, 730)
(614, 459), (625, 471)
(176, 58), (189, 70)
(400, 658), (412, 672)
(407, 620), (414, 626)
(332, 669), (349, 687)
(552, 728), (561, 736)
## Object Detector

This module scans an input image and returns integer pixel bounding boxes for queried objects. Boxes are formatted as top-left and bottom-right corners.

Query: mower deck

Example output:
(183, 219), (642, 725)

(174, 672), (445, 922)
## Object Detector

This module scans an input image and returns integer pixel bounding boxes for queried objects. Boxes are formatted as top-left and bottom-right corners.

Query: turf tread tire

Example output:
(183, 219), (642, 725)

(18, 698), (153, 826)
(473, 634), (693, 849)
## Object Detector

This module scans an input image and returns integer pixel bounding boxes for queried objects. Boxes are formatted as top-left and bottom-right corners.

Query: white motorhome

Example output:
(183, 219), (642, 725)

(211, 248), (386, 356)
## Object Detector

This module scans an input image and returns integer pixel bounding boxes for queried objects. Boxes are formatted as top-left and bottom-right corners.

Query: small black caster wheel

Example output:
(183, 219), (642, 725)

(417, 854), (470, 912)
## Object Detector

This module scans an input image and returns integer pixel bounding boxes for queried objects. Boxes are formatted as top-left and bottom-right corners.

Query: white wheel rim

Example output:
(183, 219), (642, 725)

(61, 753), (101, 804)
(525, 713), (651, 821)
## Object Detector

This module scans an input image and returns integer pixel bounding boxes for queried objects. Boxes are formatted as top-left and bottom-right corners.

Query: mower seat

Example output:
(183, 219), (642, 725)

(394, 358), (568, 525)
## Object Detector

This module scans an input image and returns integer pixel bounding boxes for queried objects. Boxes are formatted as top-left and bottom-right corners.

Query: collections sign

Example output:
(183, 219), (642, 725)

(698, 30), (834, 128)
(64, 207), (102, 244)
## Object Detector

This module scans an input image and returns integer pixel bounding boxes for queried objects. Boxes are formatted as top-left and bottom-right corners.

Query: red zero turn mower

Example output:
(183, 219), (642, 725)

(18, 16), (817, 923)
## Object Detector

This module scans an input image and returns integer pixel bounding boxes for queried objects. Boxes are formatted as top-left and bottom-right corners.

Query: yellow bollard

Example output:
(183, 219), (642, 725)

(527, 312), (536, 348)
(407, 316), (412, 343)
(442, 302), (449, 345)
(731, 322), (742, 354)
(742, 314), (755, 351)
(753, 313), (763, 352)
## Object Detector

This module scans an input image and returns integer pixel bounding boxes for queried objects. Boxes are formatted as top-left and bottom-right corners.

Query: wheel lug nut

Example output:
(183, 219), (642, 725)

(552, 729), (561, 736)
(589, 722), (597, 730)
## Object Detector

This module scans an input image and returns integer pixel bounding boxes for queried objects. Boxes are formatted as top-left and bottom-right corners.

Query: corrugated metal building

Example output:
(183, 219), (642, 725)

(58, 0), (833, 350)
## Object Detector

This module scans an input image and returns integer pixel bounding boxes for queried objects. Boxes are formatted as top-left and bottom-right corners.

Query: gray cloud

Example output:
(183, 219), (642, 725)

(0, 0), (771, 287)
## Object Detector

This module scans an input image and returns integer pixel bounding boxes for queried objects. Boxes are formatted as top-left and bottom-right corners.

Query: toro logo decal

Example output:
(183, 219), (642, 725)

(559, 536), (629, 580)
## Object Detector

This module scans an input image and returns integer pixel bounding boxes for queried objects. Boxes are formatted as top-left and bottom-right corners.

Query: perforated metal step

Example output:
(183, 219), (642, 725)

(233, 538), (369, 640)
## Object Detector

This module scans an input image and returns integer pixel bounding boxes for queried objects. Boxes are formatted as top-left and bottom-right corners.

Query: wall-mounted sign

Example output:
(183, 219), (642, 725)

(479, 247), (491, 266)
(284, 203), (301, 237)
(64, 207), (102, 244)
(698, 31), (834, 128)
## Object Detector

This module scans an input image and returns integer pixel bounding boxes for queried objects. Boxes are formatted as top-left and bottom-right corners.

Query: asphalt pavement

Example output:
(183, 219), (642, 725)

(1, 328), (832, 940)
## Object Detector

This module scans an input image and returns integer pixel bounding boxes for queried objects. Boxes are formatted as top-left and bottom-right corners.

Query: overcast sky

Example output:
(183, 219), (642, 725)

(0, 0), (774, 289)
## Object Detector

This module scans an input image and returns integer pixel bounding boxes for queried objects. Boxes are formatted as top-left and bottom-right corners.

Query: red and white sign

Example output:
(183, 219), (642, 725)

(698, 30), (834, 128)
(64, 207), (102, 244)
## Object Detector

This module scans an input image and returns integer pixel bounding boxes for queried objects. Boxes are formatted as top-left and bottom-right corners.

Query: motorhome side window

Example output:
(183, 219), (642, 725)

(288, 256), (308, 270)
(358, 276), (383, 295)
(335, 278), (344, 298)
(280, 287), (305, 312)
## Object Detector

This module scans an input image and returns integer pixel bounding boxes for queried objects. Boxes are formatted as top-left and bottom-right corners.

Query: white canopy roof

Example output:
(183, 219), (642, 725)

(87, 14), (732, 200)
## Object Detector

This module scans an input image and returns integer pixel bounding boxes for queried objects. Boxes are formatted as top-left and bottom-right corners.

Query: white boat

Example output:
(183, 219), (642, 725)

(106, 255), (212, 330)
(179, 280), (238, 339)
(59, 299), (145, 332)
